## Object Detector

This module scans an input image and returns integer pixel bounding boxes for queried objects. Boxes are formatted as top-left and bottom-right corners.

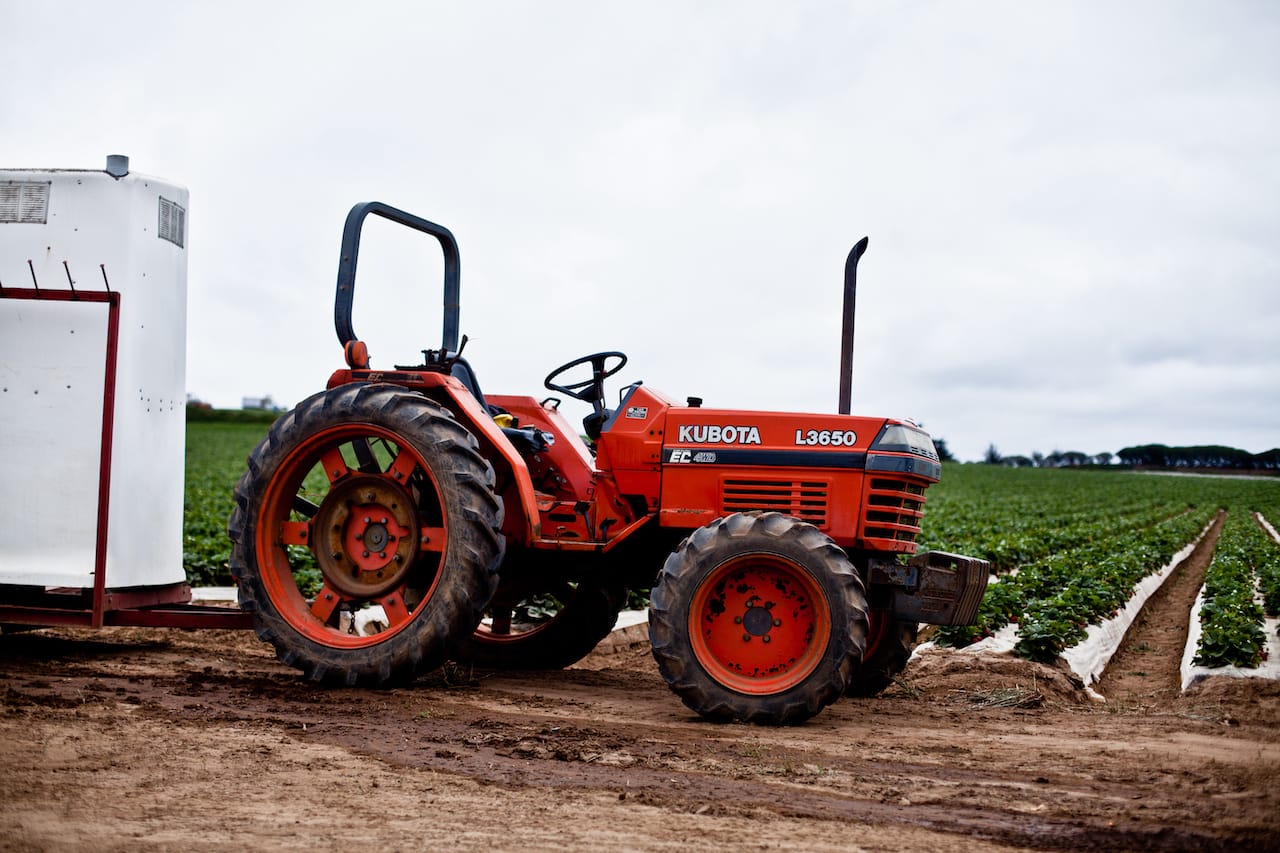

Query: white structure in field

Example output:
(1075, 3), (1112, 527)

(0, 157), (189, 590)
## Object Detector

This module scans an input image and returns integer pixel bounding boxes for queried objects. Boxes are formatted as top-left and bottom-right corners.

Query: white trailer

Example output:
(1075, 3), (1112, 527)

(0, 156), (248, 628)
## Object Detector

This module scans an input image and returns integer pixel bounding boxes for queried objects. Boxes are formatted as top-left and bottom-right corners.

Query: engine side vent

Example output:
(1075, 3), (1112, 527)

(721, 478), (829, 526)
(0, 181), (51, 224)
(862, 477), (925, 543)
(158, 196), (186, 247)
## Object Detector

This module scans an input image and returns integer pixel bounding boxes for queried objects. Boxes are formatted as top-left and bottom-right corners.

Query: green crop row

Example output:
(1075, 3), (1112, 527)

(1194, 511), (1279, 668)
(923, 467), (1280, 665)
(1259, 510), (1280, 618)
(184, 421), (271, 586)
(934, 507), (1211, 660)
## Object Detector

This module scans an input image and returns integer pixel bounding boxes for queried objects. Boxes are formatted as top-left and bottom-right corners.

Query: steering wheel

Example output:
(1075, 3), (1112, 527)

(544, 351), (628, 411)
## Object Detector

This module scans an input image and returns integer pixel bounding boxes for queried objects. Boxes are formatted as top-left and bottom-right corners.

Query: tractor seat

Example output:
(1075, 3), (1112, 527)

(450, 358), (504, 417)
(450, 358), (548, 456)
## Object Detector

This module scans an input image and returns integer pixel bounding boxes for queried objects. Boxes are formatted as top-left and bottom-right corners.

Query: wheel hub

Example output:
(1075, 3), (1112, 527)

(739, 597), (780, 641)
(313, 475), (418, 598)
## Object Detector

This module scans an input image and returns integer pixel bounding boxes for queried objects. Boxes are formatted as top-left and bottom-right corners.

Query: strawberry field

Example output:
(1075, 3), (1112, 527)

(918, 465), (1280, 675)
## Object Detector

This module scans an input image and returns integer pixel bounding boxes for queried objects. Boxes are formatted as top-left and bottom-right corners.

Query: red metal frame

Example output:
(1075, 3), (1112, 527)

(0, 286), (251, 631)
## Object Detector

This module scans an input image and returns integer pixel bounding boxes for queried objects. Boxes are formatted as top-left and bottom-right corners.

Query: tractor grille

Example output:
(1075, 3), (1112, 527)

(862, 478), (925, 544)
(721, 478), (829, 526)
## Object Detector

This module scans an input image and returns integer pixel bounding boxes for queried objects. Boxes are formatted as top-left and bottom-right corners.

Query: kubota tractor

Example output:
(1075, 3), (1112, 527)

(228, 202), (988, 724)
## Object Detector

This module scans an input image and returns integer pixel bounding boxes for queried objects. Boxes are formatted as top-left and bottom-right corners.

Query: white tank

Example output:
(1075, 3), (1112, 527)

(0, 157), (189, 591)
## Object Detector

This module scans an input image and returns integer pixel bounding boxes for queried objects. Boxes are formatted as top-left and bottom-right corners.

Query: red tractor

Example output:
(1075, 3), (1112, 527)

(228, 202), (988, 724)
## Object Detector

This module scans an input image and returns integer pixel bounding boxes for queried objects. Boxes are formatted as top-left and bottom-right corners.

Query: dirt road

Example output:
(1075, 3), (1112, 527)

(1, 610), (1277, 853)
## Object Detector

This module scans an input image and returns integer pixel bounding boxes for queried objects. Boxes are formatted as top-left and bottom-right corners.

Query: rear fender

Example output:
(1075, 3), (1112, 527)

(326, 370), (540, 543)
(427, 376), (541, 543)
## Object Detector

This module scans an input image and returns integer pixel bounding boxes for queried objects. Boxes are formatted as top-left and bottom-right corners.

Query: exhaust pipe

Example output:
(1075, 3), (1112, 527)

(838, 236), (869, 415)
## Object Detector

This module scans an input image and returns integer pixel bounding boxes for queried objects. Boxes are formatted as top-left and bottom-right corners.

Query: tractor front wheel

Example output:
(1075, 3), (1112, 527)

(845, 613), (918, 696)
(648, 512), (868, 724)
(227, 383), (504, 687)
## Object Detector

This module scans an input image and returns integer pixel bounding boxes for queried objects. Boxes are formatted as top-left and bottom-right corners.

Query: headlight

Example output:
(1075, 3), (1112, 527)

(871, 424), (939, 461)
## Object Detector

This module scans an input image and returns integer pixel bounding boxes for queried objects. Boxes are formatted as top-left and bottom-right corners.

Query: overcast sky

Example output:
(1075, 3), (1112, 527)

(4, 1), (1277, 461)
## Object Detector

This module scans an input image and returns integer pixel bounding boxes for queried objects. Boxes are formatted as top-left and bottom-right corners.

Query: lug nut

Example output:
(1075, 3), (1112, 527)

(742, 633), (751, 642)
(773, 618), (782, 627)
(734, 616), (742, 624)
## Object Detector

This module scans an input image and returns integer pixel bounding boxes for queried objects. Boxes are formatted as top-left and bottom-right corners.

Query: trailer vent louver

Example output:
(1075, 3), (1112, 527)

(158, 196), (186, 247)
(721, 479), (828, 526)
(0, 181), (50, 224)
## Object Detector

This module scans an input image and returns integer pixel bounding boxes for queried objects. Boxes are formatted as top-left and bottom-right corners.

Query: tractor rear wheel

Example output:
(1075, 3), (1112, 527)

(227, 383), (504, 687)
(648, 512), (868, 725)
(845, 613), (917, 696)
(467, 576), (628, 669)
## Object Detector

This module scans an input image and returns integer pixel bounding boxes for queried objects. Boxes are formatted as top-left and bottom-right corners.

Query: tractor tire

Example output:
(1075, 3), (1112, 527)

(227, 383), (504, 687)
(648, 512), (869, 725)
(467, 578), (628, 670)
(845, 613), (918, 697)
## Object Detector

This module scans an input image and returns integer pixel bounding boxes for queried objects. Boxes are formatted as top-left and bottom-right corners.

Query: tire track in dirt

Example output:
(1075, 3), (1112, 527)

(3, 602), (1278, 852)
(1095, 510), (1225, 706)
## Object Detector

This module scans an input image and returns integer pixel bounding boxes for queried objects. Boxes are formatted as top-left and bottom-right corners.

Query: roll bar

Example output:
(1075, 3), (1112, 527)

(333, 201), (462, 354)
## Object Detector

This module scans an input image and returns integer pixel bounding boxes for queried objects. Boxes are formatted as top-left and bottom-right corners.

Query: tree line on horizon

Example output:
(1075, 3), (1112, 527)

(975, 442), (1280, 471)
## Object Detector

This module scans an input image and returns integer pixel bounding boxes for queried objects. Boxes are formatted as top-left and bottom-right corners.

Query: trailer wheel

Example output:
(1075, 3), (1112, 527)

(845, 613), (917, 697)
(467, 577), (628, 670)
(649, 512), (868, 725)
(227, 383), (504, 687)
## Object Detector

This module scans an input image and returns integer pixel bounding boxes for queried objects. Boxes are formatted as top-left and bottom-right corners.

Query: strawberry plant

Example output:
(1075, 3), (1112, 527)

(1194, 510), (1276, 667)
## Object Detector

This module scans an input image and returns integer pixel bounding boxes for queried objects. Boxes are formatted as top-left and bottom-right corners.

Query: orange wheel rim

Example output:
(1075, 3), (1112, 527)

(255, 424), (447, 648)
(688, 553), (831, 695)
(863, 610), (889, 661)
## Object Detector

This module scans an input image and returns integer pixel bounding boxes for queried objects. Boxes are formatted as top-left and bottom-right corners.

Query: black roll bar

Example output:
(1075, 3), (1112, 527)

(333, 201), (462, 354)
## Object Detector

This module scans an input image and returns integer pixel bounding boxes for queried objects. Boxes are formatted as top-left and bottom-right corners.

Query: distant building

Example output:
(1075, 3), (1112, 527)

(242, 395), (280, 411)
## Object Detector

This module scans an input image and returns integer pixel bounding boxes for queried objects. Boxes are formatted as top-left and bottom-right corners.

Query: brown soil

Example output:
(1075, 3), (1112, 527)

(1095, 511), (1224, 705)
(2, 520), (1278, 852)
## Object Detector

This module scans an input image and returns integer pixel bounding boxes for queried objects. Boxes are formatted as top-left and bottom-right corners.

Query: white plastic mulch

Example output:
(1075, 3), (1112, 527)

(614, 609), (649, 630)
(1178, 511), (1280, 689)
(190, 586), (238, 604)
(1179, 585), (1280, 690)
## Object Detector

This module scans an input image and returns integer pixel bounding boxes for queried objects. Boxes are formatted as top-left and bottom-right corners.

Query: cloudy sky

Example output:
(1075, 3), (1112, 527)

(4, 1), (1277, 461)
